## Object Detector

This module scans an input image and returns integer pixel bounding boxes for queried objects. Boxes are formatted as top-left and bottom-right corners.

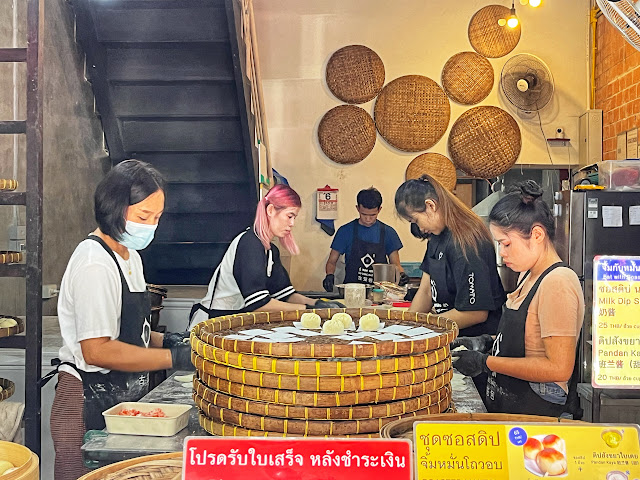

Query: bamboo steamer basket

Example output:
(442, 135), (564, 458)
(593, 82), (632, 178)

(0, 316), (24, 340)
(0, 378), (15, 402)
(196, 368), (454, 408)
(193, 308), (457, 359)
(0, 441), (39, 480)
(194, 392), (451, 436)
(379, 412), (584, 441)
(191, 333), (450, 376)
(77, 452), (181, 480)
(193, 376), (451, 420)
(192, 352), (451, 392)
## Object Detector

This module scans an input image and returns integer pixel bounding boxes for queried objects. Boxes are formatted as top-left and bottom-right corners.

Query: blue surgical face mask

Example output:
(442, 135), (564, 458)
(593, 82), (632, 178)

(120, 220), (157, 250)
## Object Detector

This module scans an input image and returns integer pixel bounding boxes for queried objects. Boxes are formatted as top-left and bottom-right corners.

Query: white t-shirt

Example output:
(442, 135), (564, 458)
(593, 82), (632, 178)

(57, 238), (146, 379)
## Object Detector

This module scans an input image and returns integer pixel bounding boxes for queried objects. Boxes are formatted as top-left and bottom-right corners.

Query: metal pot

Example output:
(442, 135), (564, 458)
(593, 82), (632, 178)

(335, 283), (374, 299)
(373, 263), (399, 283)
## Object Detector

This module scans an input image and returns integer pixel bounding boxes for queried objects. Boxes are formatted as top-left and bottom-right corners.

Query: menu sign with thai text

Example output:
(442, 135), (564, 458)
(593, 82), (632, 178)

(414, 422), (640, 480)
(593, 256), (640, 389)
(183, 436), (412, 480)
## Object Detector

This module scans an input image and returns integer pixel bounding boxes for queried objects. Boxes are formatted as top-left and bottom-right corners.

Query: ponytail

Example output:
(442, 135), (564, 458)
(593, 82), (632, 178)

(395, 174), (492, 259)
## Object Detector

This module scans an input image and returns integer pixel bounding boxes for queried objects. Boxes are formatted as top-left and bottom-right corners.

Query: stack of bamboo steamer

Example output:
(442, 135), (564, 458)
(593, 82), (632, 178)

(191, 308), (458, 438)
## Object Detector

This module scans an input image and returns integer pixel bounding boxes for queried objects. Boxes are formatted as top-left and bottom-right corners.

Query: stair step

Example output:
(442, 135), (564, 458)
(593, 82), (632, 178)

(121, 118), (243, 152)
(93, 6), (229, 43)
(133, 152), (249, 182)
(164, 183), (257, 214)
(105, 44), (233, 81)
(155, 212), (254, 243)
(110, 83), (239, 117)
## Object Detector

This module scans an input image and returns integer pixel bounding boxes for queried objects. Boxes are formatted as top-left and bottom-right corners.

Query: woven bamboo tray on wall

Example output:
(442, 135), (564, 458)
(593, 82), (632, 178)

(325, 45), (385, 104)
(468, 5), (521, 58)
(192, 308), (457, 438)
(441, 52), (494, 105)
(317, 105), (376, 164)
(405, 153), (457, 191)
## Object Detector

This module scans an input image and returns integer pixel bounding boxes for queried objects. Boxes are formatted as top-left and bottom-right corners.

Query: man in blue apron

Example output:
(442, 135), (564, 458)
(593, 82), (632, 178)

(323, 187), (408, 290)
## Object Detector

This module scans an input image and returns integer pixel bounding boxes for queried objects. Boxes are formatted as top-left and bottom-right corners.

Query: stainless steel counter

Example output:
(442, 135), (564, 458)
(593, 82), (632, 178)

(81, 368), (485, 467)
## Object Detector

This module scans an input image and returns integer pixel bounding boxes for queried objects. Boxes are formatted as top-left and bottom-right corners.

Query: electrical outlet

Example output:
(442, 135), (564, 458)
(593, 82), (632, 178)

(42, 284), (59, 299)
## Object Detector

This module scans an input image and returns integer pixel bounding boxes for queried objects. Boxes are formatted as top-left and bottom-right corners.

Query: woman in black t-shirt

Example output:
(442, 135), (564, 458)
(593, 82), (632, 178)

(395, 175), (506, 401)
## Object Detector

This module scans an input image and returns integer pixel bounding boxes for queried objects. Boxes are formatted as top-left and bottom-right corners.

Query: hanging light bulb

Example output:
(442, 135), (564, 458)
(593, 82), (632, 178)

(529, 0), (541, 7)
(507, 1), (519, 28)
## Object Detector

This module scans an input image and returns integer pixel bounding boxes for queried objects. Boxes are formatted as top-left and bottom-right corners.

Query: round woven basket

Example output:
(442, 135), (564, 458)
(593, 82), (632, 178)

(326, 45), (385, 104)
(318, 105), (376, 164)
(193, 308), (457, 358)
(0, 179), (18, 191)
(374, 75), (450, 152)
(77, 452), (182, 480)
(196, 369), (453, 408)
(405, 153), (457, 191)
(0, 378), (15, 402)
(0, 316), (24, 339)
(441, 52), (494, 105)
(448, 106), (521, 178)
(468, 5), (521, 58)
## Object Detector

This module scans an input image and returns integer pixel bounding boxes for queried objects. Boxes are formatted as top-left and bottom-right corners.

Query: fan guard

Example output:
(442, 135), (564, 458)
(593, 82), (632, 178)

(500, 54), (554, 112)
(596, 0), (640, 51)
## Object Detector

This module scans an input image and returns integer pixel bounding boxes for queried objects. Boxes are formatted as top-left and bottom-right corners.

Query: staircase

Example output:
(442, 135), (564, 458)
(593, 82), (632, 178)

(72, 0), (260, 285)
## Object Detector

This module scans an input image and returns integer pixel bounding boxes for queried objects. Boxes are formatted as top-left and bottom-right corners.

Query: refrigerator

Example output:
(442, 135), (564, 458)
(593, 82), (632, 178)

(554, 190), (640, 422)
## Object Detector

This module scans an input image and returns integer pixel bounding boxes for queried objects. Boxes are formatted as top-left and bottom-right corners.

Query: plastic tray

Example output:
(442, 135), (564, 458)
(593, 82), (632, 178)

(102, 402), (192, 436)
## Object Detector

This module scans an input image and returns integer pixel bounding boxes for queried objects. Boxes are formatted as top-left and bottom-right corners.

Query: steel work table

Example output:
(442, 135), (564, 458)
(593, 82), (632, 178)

(82, 369), (485, 467)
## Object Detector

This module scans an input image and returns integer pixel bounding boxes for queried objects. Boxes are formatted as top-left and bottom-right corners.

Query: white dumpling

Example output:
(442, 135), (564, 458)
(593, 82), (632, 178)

(359, 313), (381, 331)
(330, 312), (353, 329)
(300, 312), (321, 329)
(0, 318), (17, 328)
(321, 318), (345, 335)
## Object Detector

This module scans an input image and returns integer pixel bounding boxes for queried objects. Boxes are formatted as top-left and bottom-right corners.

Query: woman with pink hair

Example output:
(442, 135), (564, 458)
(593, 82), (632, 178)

(190, 184), (343, 327)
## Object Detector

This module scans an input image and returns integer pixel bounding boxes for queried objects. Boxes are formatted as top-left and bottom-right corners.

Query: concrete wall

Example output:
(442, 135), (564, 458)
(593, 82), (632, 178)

(253, 0), (591, 290)
(0, 0), (108, 315)
(594, 14), (640, 161)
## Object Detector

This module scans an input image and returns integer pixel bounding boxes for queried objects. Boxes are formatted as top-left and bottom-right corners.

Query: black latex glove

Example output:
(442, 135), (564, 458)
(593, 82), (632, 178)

(306, 299), (346, 309)
(451, 334), (494, 354)
(451, 350), (489, 377)
(398, 271), (410, 286)
(322, 274), (335, 292)
(170, 344), (193, 370)
(162, 331), (191, 349)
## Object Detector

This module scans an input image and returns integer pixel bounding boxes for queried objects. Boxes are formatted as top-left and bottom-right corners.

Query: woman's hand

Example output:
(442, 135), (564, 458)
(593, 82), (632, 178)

(451, 334), (494, 353)
(451, 350), (489, 377)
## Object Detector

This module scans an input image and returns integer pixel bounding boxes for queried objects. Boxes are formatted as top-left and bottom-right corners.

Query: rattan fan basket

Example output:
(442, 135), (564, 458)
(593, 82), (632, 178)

(0, 378), (15, 402)
(0, 315), (24, 339)
(196, 369), (454, 408)
(193, 308), (458, 359)
(77, 453), (182, 480)
(325, 45), (385, 104)
(468, 5), (521, 58)
(441, 52), (494, 105)
(405, 153), (457, 191)
(448, 106), (521, 178)
(318, 105), (376, 164)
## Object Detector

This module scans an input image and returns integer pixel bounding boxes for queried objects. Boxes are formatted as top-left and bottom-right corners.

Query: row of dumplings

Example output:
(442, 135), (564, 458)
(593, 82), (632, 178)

(300, 312), (381, 335)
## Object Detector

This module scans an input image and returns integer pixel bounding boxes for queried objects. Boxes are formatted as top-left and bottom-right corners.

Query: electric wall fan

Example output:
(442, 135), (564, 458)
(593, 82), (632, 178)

(596, 0), (640, 51)
(500, 54), (554, 113)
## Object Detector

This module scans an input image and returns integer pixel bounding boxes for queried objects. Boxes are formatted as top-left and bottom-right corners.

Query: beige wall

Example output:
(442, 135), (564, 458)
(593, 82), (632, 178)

(253, 0), (590, 291)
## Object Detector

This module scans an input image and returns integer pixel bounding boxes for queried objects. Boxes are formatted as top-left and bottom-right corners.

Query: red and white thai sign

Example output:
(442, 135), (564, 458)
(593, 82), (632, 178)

(183, 436), (412, 480)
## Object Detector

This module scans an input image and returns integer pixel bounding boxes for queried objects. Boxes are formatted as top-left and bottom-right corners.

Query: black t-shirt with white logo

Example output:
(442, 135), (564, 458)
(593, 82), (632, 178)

(420, 228), (505, 337)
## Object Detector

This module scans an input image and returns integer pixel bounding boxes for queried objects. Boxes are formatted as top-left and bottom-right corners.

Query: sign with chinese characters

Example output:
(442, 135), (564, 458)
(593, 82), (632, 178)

(593, 256), (640, 389)
(414, 422), (640, 480)
(183, 436), (412, 480)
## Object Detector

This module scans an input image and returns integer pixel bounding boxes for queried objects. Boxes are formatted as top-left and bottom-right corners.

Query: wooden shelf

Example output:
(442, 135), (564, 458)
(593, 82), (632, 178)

(0, 192), (26, 205)
(0, 264), (26, 277)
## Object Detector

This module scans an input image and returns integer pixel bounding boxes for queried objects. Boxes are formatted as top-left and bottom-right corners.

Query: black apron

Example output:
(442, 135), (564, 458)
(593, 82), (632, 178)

(486, 262), (578, 417)
(47, 235), (151, 430)
(344, 220), (386, 284)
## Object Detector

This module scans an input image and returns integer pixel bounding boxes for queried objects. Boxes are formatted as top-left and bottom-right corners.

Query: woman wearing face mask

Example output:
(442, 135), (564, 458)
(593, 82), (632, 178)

(190, 184), (342, 328)
(395, 175), (506, 402)
(49, 160), (192, 480)
(452, 181), (585, 417)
